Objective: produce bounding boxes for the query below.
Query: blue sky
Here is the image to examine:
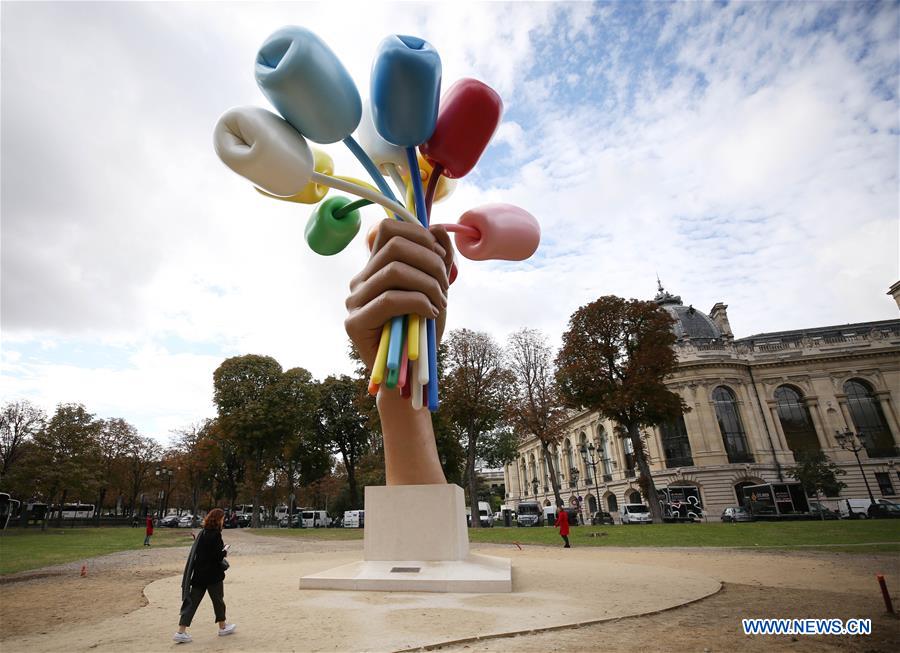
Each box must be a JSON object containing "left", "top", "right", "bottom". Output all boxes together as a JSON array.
[{"left": 2, "top": 1, "right": 898, "bottom": 442}]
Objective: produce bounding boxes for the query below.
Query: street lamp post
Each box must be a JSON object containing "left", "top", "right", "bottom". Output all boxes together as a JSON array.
[
  {"left": 155, "top": 467, "right": 175, "bottom": 521},
  {"left": 580, "top": 441, "right": 605, "bottom": 524},
  {"left": 834, "top": 430, "right": 877, "bottom": 505}
]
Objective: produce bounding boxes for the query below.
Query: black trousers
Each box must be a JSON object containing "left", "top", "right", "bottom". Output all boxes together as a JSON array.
[
  {"left": 561, "top": 535, "right": 570, "bottom": 548},
  {"left": 179, "top": 581, "right": 226, "bottom": 626}
]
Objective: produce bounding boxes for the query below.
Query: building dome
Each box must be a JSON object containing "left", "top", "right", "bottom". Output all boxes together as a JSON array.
[{"left": 653, "top": 281, "right": 721, "bottom": 342}]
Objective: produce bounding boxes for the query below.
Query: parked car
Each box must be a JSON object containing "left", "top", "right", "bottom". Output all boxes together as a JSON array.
[
  {"left": 158, "top": 515, "right": 180, "bottom": 528},
  {"left": 591, "top": 511, "right": 615, "bottom": 525},
  {"left": 279, "top": 513, "right": 303, "bottom": 528},
  {"left": 516, "top": 501, "right": 542, "bottom": 527},
  {"left": 721, "top": 506, "right": 753, "bottom": 523},
  {"left": 807, "top": 501, "right": 840, "bottom": 520},
  {"left": 343, "top": 510, "right": 364, "bottom": 528},
  {"left": 177, "top": 515, "right": 197, "bottom": 528},
  {"left": 868, "top": 499, "right": 900, "bottom": 519},
  {"left": 620, "top": 503, "right": 652, "bottom": 524}
]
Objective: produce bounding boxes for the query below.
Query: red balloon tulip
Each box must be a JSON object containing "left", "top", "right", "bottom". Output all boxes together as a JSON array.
[{"left": 420, "top": 79, "right": 502, "bottom": 179}]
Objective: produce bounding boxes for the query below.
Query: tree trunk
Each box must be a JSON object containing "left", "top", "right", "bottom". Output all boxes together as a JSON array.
[
  {"left": 541, "top": 441, "right": 564, "bottom": 508},
  {"left": 466, "top": 429, "right": 480, "bottom": 529},
  {"left": 346, "top": 459, "right": 358, "bottom": 510},
  {"left": 628, "top": 423, "right": 663, "bottom": 524},
  {"left": 252, "top": 449, "right": 262, "bottom": 528},
  {"left": 97, "top": 487, "right": 107, "bottom": 526},
  {"left": 55, "top": 488, "right": 68, "bottom": 528}
]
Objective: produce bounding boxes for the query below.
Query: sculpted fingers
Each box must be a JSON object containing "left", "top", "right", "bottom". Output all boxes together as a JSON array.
[
  {"left": 346, "top": 291, "right": 439, "bottom": 336},
  {"left": 347, "top": 261, "right": 446, "bottom": 313}
]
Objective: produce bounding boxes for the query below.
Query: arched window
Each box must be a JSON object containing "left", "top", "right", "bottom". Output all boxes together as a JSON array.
[
  {"left": 660, "top": 415, "right": 694, "bottom": 468},
  {"left": 627, "top": 490, "right": 642, "bottom": 504},
  {"left": 528, "top": 455, "right": 537, "bottom": 493},
  {"left": 712, "top": 386, "right": 754, "bottom": 463},
  {"left": 774, "top": 385, "right": 821, "bottom": 459},
  {"left": 606, "top": 494, "right": 618, "bottom": 512},
  {"left": 623, "top": 433, "right": 636, "bottom": 476},
  {"left": 587, "top": 495, "right": 598, "bottom": 513},
  {"left": 844, "top": 379, "right": 896, "bottom": 458}
]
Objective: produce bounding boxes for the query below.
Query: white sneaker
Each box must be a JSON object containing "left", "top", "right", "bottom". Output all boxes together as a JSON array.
[
  {"left": 173, "top": 632, "right": 192, "bottom": 643},
  {"left": 218, "top": 623, "right": 236, "bottom": 637}
]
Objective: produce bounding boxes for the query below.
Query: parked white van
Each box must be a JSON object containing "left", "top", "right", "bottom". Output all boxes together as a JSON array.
[
  {"left": 343, "top": 509, "right": 365, "bottom": 528},
  {"left": 621, "top": 503, "right": 652, "bottom": 524},
  {"left": 301, "top": 510, "right": 328, "bottom": 528},
  {"left": 840, "top": 498, "right": 873, "bottom": 519},
  {"left": 466, "top": 502, "right": 494, "bottom": 527}
]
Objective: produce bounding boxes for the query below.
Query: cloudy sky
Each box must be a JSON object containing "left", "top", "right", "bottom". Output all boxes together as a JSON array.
[{"left": 2, "top": 1, "right": 898, "bottom": 442}]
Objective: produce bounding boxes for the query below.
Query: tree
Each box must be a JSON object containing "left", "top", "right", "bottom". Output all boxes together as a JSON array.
[
  {"left": 0, "top": 400, "right": 46, "bottom": 480},
  {"left": 124, "top": 434, "right": 162, "bottom": 517},
  {"left": 788, "top": 451, "right": 847, "bottom": 520},
  {"left": 316, "top": 375, "right": 371, "bottom": 509},
  {"left": 442, "top": 329, "right": 514, "bottom": 528},
  {"left": 556, "top": 296, "right": 685, "bottom": 524},
  {"left": 213, "top": 354, "right": 284, "bottom": 527},
  {"left": 505, "top": 328, "right": 568, "bottom": 509},
  {"left": 30, "top": 403, "right": 102, "bottom": 527},
  {"left": 95, "top": 418, "right": 137, "bottom": 521},
  {"left": 172, "top": 420, "right": 220, "bottom": 524}
]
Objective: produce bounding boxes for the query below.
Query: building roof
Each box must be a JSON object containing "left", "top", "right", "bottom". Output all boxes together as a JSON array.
[
  {"left": 654, "top": 281, "right": 722, "bottom": 342},
  {"left": 735, "top": 319, "right": 900, "bottom": 345}
]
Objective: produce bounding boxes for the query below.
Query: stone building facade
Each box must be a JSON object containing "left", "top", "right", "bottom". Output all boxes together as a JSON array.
[{"left": 504, "top": 283, "right": 900, "bottom": 522}]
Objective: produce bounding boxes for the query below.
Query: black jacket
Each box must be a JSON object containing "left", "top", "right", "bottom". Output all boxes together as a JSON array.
[{"left": 190, "top": 528, "right": 227, "bottom": 587}]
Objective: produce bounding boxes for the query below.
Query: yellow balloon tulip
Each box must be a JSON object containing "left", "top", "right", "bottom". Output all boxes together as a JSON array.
[{"left": 256, "top": 148, "right": 334, "bottom": 204}]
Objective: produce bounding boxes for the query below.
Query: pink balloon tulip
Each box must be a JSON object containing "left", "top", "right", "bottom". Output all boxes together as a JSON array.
[{"left": 449, "top": 204, "right": 540, "bottom": 261}]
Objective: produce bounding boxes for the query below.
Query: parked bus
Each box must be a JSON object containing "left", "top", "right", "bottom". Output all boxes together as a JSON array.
[
  {"left": 0, "top": 493, "right": 20, "bottom": 530},
  {"left": 49, "top": 503, "right": 96, "bottom": 520},
  {"left": 742, "top": 482, "right": 810, "bottom": 520}
]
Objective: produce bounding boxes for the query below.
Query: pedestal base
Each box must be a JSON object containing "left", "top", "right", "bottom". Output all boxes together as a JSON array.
[
  {"left": 299, "top": 484, "right": 512, "bottom": 593},
  {"left": 298, "top": 552, "right": 512, "bottom": 593}
]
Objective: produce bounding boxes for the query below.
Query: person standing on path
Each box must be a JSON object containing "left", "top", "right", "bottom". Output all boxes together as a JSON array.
[
  {"left": 173, "top": 508, "right": 236, "bottom": 643},
  {"left": 555, "top": 503, "right": 571, "bottom": 548},
  {"left": 144, "top": 515, "right": 153, "bottom": 546}
]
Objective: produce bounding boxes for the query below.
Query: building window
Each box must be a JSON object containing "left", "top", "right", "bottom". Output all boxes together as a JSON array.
[
  {"left": 712, "top": 386, "right": 754, "bottom": 463},
  {"left": 774, "top": 385, "right": 821, "bottom": 459},
  {"left": 587, "top": 495, "right": 597, "bottom": 513},
  {"left": 579, "top": 432, "right": 592, "bottom": 484},
  {"left": 844, "top": 379, "right": 896, "bottom": 458},
  {"left": 660, "top": 415, "right": 694, "bottom": 468},
  {"left": 627, "top": 490, "right": 642, "bottom": 504},
  {"left": 623, "top": 434, "right": 636, "bottom": 475},
  {"left": 607, "top": 495, "right": 618, "bottom": 512},
  {"left": 875, "top": 472, "right": 895, "bottom": 497}
]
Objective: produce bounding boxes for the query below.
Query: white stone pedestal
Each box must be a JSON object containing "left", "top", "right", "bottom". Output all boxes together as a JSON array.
[{"left": 299, "top": 484, "right": 512, "bottom": 593}]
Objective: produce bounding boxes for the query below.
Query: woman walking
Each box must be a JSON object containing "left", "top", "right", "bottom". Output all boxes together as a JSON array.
[
  {"left": 555, "top": 503, "right": 571, "bottom": 548},
  {"left": 144, "top": 515, "right": 153, "bottom": 546},
  {"left": 173, "top": 509, "right": 236, "bottom": 643}
]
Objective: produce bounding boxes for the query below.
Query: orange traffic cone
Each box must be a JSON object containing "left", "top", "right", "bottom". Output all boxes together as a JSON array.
[{"left": 80, "top": 564, "right": 87, "bottom": 577}]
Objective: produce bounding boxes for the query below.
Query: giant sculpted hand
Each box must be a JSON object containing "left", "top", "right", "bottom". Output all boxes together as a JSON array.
[{"left": 344, "top": 219, "right": 453, "bottom": 485}]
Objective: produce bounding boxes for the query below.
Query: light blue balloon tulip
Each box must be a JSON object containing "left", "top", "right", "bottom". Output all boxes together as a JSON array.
[
  {"left": 370, "top": 35, "right": 442, "bottom": 147},
  {"left": 255, "top": 26, "right": 362, "bottom": 144}
]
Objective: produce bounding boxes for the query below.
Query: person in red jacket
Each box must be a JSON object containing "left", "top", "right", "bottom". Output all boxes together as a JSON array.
[
  {"left": 144, "top": 515, "right": 154, "bottom": 546},
  {"left": 554, "top": 503, "right": 570, "bottom": 548}
]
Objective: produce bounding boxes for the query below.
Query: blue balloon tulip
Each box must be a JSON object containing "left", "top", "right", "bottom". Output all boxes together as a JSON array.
[
  {"left": 255, "top": 26, "right": 362, "bottom": 144},
  {"left": 370, "top": 35, "right": 442, "bottom": 147}
]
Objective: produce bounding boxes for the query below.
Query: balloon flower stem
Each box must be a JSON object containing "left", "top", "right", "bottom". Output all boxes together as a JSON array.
[
  {"left": 441, "top": 223, "right": 480, "bottom": 239},
  {"left": 424, "top": 163, "right": 444, "bottom": 216},
  {"left": 333, "top": 198, "right": 372, "bottom": 219}
]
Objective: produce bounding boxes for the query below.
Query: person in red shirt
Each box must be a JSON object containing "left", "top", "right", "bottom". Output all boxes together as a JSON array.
[
  {"left": 144, "top": 515, "right": 154, "bottom": 546},
  {"left": 554, "top": 503, "right": 570, "bottom": 548}
]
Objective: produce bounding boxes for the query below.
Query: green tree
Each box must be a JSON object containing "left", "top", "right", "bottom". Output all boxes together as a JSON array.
[
  {"left": 213, "top": 354, "right": 284, "bottom": 527},
  {"left": 0, "top": 399, "right": 46, "bottom": 481},
  {"left": 95, "top": 418, "right": 137, "bottom": 521},
  {"left": 788, "top": 451, "right": 847, "bottom": 520},
  {"left": 123, "top": 434, "right": 162, "bottom": 517},
  {"left": 316, "top": 375, "right": 371, "bottom": 509},
  {"left": 556, "top": 296, "right": 685, "bottom": 524},
  {"left": 505, "top": 328, "right": 568, "bottom": 509},
  {"left": 30, "top": 403, "right": 102, "bottom": 527},
  {"left": 442, "top": 329, "right": 514, "bottom": 528}
]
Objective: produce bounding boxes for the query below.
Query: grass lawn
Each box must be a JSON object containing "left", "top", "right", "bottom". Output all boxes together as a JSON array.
[
  {"left": 0, "top": 527, "right": 192, "bottom": 575},
  {"left": 260, "top": 520, "right": 900, "bottom": 553}
]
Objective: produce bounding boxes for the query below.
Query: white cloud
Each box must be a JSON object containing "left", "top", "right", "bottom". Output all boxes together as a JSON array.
[{"left": 2, "top": 2, "right": 897, "bottom": 438}]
